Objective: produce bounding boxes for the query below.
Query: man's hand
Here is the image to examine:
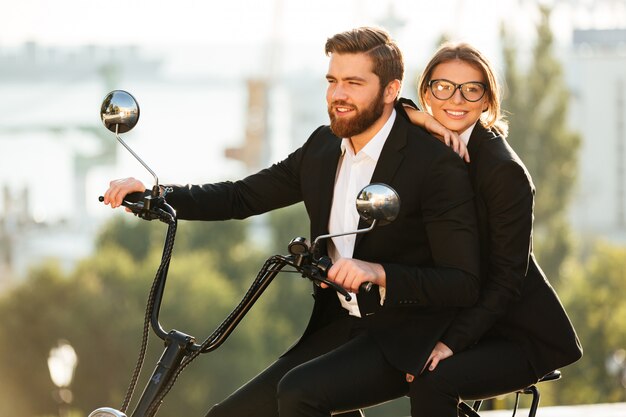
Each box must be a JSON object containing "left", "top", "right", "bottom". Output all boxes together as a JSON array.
[
  {"left": 103, "top": 177, "right": 147, "bottom": 209},
  {"left": 326, "top": 258, "right": 386, "bottom": 293},
  {"left": 405, "top": 341, "right": 454, "bottom": 382}
]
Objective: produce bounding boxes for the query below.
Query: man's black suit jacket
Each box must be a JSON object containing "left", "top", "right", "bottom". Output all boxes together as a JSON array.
[
  {"left": 439, "top": 123, "right": 582, "bottom": 379},
  {"left": 165, "top": 113, "right": 481, "bottom": 375}
]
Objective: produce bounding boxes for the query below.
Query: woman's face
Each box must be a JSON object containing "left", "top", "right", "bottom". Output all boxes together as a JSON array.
[{"left": 425, "top": 59, "right": 488, "bottom": 134}]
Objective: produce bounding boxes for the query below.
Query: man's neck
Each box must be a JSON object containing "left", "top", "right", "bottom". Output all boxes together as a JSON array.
[{"left": 349, "top": 106, "right": 394, "bottom": 154}]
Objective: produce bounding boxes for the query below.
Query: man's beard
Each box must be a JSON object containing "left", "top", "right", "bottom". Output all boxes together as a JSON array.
[{"left": 328, "top": 88, "right": 385, "bottom": 139}]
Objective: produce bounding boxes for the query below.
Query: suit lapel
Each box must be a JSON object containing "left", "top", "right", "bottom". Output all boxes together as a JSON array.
[
  {"left": 467, "top": 123, "right": 493, "bottom": 179},
  {"left": 370, "top": 120, "right": 406, "bottom": 185},
  {"left": 354, "top": 116, "right": 407, "bottom": 247},
  {"left": 312, "top": 135, "right": 343, "bottom": 246}
]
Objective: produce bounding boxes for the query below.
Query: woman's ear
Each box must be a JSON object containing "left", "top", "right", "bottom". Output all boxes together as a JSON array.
[
  {"left": 424, "top": 89, "right": 432, "bottom": 110},
  {"left": 482, "top": 95, "right": 490, "bottom": 112}
]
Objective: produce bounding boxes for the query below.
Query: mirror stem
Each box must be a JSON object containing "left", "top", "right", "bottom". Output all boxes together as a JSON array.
[
  {"left": 312, "top": 219, "right": 378, "bottom": 256},
  {"left": 115, "top": 124, "right": 159, "bottom": 188}
]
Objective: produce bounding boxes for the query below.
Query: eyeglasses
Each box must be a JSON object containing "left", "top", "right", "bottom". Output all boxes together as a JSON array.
[{"left": 428, "top": 79, "right": 487, "bottom": 102}]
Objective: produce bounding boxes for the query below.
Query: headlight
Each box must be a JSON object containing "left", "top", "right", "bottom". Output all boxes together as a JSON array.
[{"left": 88, "top": 407, "right": 127, "bottom": 417}]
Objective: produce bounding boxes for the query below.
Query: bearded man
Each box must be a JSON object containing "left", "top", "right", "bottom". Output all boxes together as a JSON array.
[{"left": 103, "top": 26, "right": 480, "bottom": 417}]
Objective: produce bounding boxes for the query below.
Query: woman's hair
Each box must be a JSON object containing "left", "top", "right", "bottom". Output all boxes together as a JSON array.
[
  {"left": 325, "top": 26, "right": 404, "bottom": 91},
  {"left": 417, "top": 42, "right": 508, "bottom": 136}
]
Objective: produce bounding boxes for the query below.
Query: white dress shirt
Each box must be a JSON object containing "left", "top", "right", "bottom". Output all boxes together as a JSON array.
[
  {"left": 327, "top": 110, "right": 396, "bottom": 317},
  {"left": 459, "top": 121, "right": 478, "bottom": 146}
]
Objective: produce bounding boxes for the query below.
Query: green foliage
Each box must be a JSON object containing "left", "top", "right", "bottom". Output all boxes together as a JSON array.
[
  {"left": 550, "top": 241, "right": 626, "bottom": 404},
  {"left": 265, "top": 204, "right": 315, "bottom": 334},
  {"left": 500, "top": 5, "right": 581, "bottom": 282},
  {"left": 0, "top": 261, "right": 68, "bottom": 417},
  {"left": 0, "top": 204, "right": 319, "bottom": 417},
  {"left": 96, "top": 214, "right": 166, "bottom": 260}
]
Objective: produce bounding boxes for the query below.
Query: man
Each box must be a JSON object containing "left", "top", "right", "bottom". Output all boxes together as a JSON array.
[{"left": 104, "top": 27, "right": 480, "bottom": 417}]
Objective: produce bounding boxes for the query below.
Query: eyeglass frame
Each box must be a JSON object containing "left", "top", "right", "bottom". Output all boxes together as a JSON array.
[{"left": 428, "top": 79, "right": 488, "bottom": 102}]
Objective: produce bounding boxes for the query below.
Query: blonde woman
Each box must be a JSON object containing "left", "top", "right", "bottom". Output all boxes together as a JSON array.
[{"left": 399, "top": 43, "right": 582, "bottom": 416}]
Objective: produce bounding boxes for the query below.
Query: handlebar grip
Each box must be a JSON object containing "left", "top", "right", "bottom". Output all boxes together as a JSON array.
[
  {"left": 123, "top": 190, "right": 148, "bottom": 204},
  {"left": 360, "top": 282, "right": 373, "bottom": 293},
  {"left": 97, "top": 190, "right": 149, "bottom": 205}
]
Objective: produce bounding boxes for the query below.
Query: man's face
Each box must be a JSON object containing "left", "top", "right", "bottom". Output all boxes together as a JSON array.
[{"left": 326, "top": 53, "right": 385, "bottom": 139}]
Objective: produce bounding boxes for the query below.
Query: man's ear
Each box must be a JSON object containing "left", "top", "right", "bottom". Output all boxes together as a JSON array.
[{"left": 384, "top": 79, "right": 402, "bottom": 104}]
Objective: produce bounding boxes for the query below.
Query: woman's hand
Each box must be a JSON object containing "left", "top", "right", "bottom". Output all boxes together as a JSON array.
[
  {"left": 405, "top": 341, "right": 454, "bottom": 382},
  {"left": 403, "top": 105, "right": 470, "bottom": 163}
]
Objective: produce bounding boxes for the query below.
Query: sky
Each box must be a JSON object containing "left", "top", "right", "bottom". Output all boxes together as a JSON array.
[
  {"left": 2, "top": 0, "right": 623, "bottom": 77},
  {"left": 0, "top": 0, "right": 564, "bottom": 55}
]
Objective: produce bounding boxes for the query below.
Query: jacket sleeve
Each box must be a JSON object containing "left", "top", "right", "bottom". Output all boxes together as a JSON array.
[
  {"left": 383, "top": 148, "right": 481, "bottom": 308},
  {"left": 441, "top": 158, "right": 534, "bottom": 352}
]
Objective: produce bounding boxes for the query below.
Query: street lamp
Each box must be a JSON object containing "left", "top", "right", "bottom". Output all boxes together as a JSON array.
[
  {"left": 48, "top": 340, "right": 78, "bottom": 417},
  {"left": 606, "top": 348, "right": 626, "bottom": 397}
]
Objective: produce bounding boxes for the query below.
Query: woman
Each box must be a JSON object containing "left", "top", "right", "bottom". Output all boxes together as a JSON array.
[{"left": 398, "top": 43, "right": 582, "bottom": 416}]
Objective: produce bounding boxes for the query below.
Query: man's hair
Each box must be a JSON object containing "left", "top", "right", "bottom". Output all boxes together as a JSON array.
[{"left": 325, "top": 26, "right": 404, "bottom": 89}]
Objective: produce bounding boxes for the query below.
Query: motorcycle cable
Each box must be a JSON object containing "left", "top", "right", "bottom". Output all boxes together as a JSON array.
[{"left": 120, "top": 204, "right": 177, "bottom": 414}]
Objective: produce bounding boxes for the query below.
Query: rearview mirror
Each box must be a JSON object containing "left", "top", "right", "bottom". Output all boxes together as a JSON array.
[
  {"left": 356, "top": 183, "right": 400, "bottom": 226},
  {"left": 99, "top": 90, "right": 159, "bottom": 192},
  {"left": 100, "top": 90, "right": 140, "bottom": 134}
]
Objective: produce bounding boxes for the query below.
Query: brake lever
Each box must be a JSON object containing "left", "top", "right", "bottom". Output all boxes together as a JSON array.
[
  {"left": 307, "top": 256, "right": 373, "bottom": 300},
  {"left": 312, "top": 275, "right": 353, "bottom": 302},
  {"left": 285, "top": 251, "right": 373, "bottom": 302}
]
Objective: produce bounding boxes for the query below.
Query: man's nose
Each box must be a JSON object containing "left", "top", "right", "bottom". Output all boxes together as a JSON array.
[{"left": 331, "top": 84, "right": 348, "bottom": 101}]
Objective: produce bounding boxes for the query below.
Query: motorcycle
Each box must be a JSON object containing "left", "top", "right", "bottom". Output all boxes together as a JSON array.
[{"left": 88, "top": 90, "right": 400, "bottom": 417}]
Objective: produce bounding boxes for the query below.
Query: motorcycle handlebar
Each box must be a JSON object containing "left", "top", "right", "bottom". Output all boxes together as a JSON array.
[
  {"left": 99, "top": 190, "right": 173, "bottom": 223},
  {"left": 98, "top": 190, "right": 148, "bottom": 210},
  {"left": 302, "top": 255, "right": 373, "bottom": 302}
]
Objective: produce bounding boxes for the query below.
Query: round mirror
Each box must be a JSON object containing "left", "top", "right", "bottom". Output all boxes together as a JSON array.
[
  {"left": 88, "top": 407, "right": 127, "bottom": 417},
  {"left": 355, "top": 183, "right": 400, "bottom": 226},
  {"left": 100, "top": 90, "right": 140, "bottom": 134}
]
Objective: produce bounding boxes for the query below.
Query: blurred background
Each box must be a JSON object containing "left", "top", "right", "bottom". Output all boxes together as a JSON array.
[{"left": 1, "top": 0, "right": 625, "bottom": 416}]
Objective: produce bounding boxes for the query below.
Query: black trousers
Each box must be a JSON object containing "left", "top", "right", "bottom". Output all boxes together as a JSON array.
[
  {"left": 409, "top": 338, "right": 538, "bottom": 417},
  {"left": 205, "top": 314, "right": 408, "bottom": 417}
]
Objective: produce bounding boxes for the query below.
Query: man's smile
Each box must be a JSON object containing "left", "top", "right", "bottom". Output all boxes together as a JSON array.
[{"left": 333, "top": 103, "right": 357, "bottom": 116}]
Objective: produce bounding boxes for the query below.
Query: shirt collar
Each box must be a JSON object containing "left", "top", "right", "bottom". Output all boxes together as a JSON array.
[
  {"left": 340, "top": 109, "right": 396, "bottom": 161},
  {"left": 459, "top": 121, "right": 478, "bottom": 146}
]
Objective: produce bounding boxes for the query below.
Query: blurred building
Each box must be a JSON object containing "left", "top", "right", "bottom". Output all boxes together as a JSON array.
[
  {"left": 0, "top": 41, "right": 322, "bottom": 286},
  {"left": 0, "top": 43, "right": 164, "bottom": 284},
  {"left": 567, "top": 28, "right": 626, "bottom": 243}
]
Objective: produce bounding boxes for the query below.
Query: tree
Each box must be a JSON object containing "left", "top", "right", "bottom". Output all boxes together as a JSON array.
[
  {"left": 500, "top": 5, "right": 581, "bottom": 282},
  {"left": 0, "top": 211, "right": 307, "bottom": 417},
  {"left": 96, "top": 213, "right": 259, "bottom": 286},
  {"left": 551, "top": 241, "right": 626, "bottom": 404}
]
